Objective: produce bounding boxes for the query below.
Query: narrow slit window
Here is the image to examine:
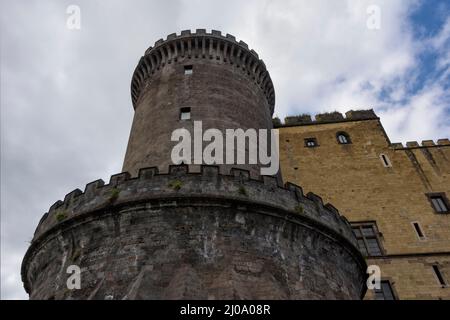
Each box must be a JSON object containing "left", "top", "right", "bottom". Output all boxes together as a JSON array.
[
  {"left": 432, "top": 265, "right": 447, "bottom": 286},
  {"left": 380, "top": 154, "right": 392, "bottom": 167},
  {"left": 184, "top": 65, "right": 193, "bottom": 75},
  {"left": 180, "top": 107, "right": 191, "bottom": 120},
  {"left": 412, "top": 222, "right": 425, "bottom": 239}
]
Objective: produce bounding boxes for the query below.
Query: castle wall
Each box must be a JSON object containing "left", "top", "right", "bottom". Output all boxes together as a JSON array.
[
  {"left": 21, "top": 30, "right": 368, "bottom": 300},
  {"left": 22, "top": 165, "right": 366, "bottom": 300},
  {"left": 277, "top": 111, "right": 450, "bottom": 299}
]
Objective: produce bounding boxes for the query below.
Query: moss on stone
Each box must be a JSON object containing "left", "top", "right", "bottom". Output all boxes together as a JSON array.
[
  {"left": 168, "top": 180, "right": 183, "bottom": 191},
  {"left": 238, "top": 186, "right": 248, "bottom": 197},
  {"left": 55, "top": 210, "right": 68, "bottom": 222},
  {"left": 109, "top": 188, "right": 120, "bottom": 203},
  {"left": 294, "top": 205, "right": 304, "bottom": 214}
]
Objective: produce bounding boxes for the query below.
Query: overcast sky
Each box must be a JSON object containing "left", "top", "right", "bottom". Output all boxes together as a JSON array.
[{"left": 1, "top": 0, "right": 449, "bottom": 299}]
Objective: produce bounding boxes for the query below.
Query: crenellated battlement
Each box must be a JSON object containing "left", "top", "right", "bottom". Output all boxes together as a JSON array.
[
  {"left": 31, "top": 164, "right": 357, "bottom": 250},
  {"left": 273, "top": 109, "right": 378, "bottom": 127},
  {"left": 23, "top": 31, "right": 369, "bottom": 300},
  {"left": 390, "top": 139, "right": 450, "bottom": 149},
  {"left": 274, "top": 109, "right": 449, "bottom": 151},
  {"left": 131, "top": 29, "right": 275, "bottom": 113}
]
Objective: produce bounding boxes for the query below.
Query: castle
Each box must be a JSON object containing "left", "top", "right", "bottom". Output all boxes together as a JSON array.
[
  {"left": 21, "top": 30, "right": 448, "bottom": 300},
  {"left": 275, "top": 110, "right": 450, "bottom": 299}
]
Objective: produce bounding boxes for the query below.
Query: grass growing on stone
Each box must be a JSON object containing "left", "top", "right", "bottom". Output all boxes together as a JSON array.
[
  {"left": 109, "top": 188, "right": 120, "bottom": 203},
  {"left": 294, "top": 205, "right": 304, "bottom": 214},
  {"left": 55, "top": 210, "right": 68, "bottom": 222},
  {"left": 238, "top": 186, "right": 248, "bottom": 197},
  {"left": 168, "top": 180, "right": 183, "bottom": 190},
  {"left": 71, "top": 249, "right": 81, "bottom": 261}
]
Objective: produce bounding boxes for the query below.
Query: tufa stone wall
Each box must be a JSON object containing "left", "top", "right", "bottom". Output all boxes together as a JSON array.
[{"left": 277, "top": 110, "right": 450, "bottom": 299}]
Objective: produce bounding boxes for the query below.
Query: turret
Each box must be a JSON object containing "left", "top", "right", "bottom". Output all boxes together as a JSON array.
[{"left": 123, "top": 29, "right": 275, "bottom": 178}]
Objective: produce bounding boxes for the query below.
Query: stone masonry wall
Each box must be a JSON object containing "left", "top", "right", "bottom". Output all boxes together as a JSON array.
[
  {"left": 277, "top": 111, "right": 450, "bottom": 299},
  {"left": 123, "top": 30, "right": 275, "bottom": 178},
  {"left": 22, "top": 165, "right": 367, "bottom": 300}
]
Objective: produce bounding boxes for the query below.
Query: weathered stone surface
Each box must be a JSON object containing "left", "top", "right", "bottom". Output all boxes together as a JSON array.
[
  {"left": 22, "top": 30, "right": 368, "bottom": 300},
  {"left": 284, "top": 115, "right": 312, "bottom": 126},
  {"left": 278, "top": 112, "right": 450, "bottom": 300},
  {"left": 124, "top": 31, "right": 275, "bottom": 178},
  {"left": 22, "top": 166, "right": 366, "bottom": 300},
  {"left": 315, "top": 112, "right": 344, "bottom": 122}
]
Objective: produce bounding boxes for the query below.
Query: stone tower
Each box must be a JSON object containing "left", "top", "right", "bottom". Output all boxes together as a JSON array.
[
  {"left": 21, "top": 30, "right": 367, "bottom": 300},
  {"left": 123, "top": 29, "right": 275, "bottom": 178}
]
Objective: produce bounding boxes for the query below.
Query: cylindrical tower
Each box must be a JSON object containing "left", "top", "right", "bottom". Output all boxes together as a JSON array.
[
  {"left": 21, "top": 30, "right": 367, "bottom": 300},
  {"left": 123, "top": 29, "right": 275, "bottom": 178}
]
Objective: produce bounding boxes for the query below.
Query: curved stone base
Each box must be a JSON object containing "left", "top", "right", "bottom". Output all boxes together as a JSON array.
[{"left": 22, "top": 165, "right": 367, "bottom": 299}]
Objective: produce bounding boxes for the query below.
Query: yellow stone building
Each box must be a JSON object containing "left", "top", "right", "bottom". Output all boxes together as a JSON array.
[{"left": 276, "top": 109, "right": 450, "bottom": 300}]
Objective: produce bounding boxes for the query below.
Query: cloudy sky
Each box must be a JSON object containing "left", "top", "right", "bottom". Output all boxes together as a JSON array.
[{"left": 1, "top": 0, "right": 449, "bottom": 299}]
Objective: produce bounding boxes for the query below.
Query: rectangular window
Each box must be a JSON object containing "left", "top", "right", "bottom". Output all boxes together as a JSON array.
[
  {"left": 432, "top": 197, "right": 448, "bottom": 212},
  {"left": 426, "top": 193, "right": 449, "bottom": 213},
  {"left": 304, "top": 138, "right": 318, "bottom": 148},
  {"left": 412, "top": 222, "right": 425, "bottom": 239},
  {"left": 374, "top": 280, "right": 396, "bottom": 300},
  {"left": 180, "top": 107, "right": 191, "bottom": 120},
  {"left": 184, "top": 65, "right": 193, "bottom": 75},
  {"left": 432, "top": 265, "right": 447, "bottom": 287},
  {"left": 351, "top": 222, "right": 383, "bottom": 257}
]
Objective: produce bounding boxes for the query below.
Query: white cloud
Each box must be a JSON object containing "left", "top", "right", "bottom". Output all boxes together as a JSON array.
[
  {"left": 379, "top": 84, "right": 450, "bottom": 142},
  {"left": 1, "top": 0, "right": 449, "bottom": 299},
  {"left": 1, "top": 247, "right": 27, "bottom": 300}
]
